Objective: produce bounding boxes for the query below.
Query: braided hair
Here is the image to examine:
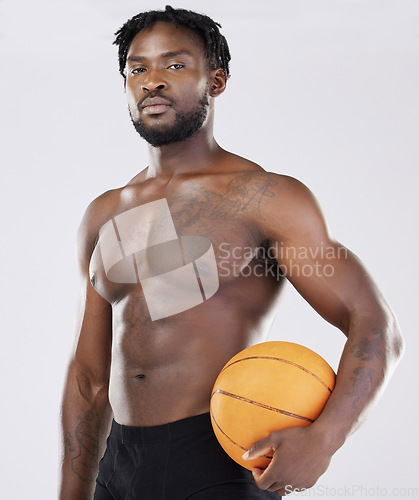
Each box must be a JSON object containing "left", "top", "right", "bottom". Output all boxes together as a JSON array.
[{"left": 113, "top": 5, "right": 231, "bottom": 81}]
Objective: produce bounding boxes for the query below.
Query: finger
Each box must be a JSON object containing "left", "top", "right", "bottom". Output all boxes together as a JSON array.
[
  {"left": 242, "top": 435, "right": 277, "bottom": 461},
  {"left": 251, "top": 460, "right": 281, "bottom": 491},
  {"left": 255, "top": 478, "right": 286, "bottom": 494},
  {"left": 252, "top": 467, "right": 264, "bottom": 481}
]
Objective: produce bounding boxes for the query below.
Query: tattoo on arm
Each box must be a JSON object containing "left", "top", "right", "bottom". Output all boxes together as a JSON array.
[
  {"left": 65, "top": 410, "right": 101, "bottom": 482},
  {"left": 346, "top": 367, "right": 375, "bottom": 410},
  {"left": 345, "top": 329, "right": 384, "bottom": 409},
  {"left": 64, "top": 432, "right": 75, "bottom": 453},
  {"left": 350, "top": 327, "right": 384, "bottom": 361}
]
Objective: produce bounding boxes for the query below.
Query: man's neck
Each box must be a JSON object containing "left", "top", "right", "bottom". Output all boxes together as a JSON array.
[{"left": 146, "top": 127, "right": 222, "bottom": 179}]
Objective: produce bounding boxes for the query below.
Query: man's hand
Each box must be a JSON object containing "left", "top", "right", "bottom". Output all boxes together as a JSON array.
[{"left": 243, "top": 425, "right": 333, "bottom": 496}]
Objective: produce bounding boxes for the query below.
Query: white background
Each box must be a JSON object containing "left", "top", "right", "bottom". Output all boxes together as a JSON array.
[{"left": 0, "top": 0, "right": 417, "bottom": 498}]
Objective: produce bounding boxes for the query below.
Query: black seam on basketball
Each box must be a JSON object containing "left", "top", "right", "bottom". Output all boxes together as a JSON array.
[
  {"left": 222, "top": 356, "right": 333, "bottom": 393},
  {"left": 210, "top": 409, "right": 273, "bottom": 461},
  {"left": 213, "top": 389, "right": 314, "bottom": 423},
  {"left": 210, "top": 409, "right": 247, "bottom": 452}
]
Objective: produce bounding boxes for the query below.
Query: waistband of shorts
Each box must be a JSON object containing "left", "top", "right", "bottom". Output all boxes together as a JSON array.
[{"left": 110, "top": 412, "right": 212, "bottom": 443}]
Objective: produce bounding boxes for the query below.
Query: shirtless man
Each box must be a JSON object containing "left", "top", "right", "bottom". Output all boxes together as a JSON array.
[{"left": 59, "top": 6, "right": 404, "bottom": 499}]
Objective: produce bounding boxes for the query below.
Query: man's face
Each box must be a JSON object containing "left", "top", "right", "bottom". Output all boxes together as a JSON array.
[{"left": 125, "top": 22, "right": 211, "bottom": 147}]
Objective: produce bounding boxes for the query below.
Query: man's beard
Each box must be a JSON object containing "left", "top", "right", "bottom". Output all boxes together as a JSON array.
[{"left": 130, "top": 93, "right": 210, "bottom": 147}]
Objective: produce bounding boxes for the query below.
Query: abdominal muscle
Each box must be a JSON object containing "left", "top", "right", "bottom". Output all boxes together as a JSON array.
[{"left": 108, "top": 291, "right": 271, "bottom": 427}]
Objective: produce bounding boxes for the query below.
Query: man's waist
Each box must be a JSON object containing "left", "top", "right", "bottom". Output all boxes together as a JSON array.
[{"left": 110, "top": 412, "right": 212, "bottom": 443}]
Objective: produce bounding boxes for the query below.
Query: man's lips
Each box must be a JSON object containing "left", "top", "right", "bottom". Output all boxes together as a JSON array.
[
  {"left": 143, "top": 104, "right": 171, "bottom": 115},
  {"left": 140, "top": 97, "right": 173, "bottom": 115}
]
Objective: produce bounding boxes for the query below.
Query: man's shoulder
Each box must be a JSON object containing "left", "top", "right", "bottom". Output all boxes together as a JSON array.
[
  {"left": 220, "top": 153, "right": 300, "bottom": 186},
  {"left": 245, "top": 168, "right": 316, "bottom": 204},
  {"left": 224, "top": 154, "right": 306, "bottom": 189},
  {"left": 227, "top": 164, "right": 313, "bottom": 206},
  {"left": 211, "top": 152, "right": 317, "bottom": 213},
  {"left": 77, "top": 188, "right": 123, "bottom": 258},
  {"left": 253, "top": 171, "right": 328, "bottom": 240},
  {"left": 84, "top": 188, "right": 123, "bottom": 225},
  {"left": 213, "top": 158, "right": 319, "bottom": 233},
  {"left": 258, "top": 170, "right": 307, "bottom": 190}
]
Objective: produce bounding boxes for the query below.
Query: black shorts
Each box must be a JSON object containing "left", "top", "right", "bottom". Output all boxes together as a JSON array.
[{"left": 94, "top": 412, "right": 280, "bottom": 499}]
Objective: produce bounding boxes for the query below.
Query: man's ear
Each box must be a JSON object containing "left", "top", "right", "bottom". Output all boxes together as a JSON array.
[{"left": 209, "top": 68, "right": 227, "bottom": 97}]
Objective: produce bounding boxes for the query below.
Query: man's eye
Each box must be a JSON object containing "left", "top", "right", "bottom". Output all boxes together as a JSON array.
[
  {"left": 167, "top": 64, "right": 184, "bottom": 70},
  {"left": 130, "top": 67, "right": 146, "bottom": 75}
]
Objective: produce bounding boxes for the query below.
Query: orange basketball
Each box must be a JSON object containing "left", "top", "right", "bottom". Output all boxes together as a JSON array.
[{"left": 210, "top": 341, "right": 336, "bottom": 470}]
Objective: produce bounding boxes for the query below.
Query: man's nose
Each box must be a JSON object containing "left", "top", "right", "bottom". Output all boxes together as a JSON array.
[{"left": 141, "top": 70, "right": 167, "bottom": 93}]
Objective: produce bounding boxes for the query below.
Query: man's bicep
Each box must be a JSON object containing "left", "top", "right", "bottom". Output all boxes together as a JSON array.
[
  {"left": 283, "top": 245, "right": 379, "bottom": 333},
  {"left": 260, "top": 175, "right": 383, "bottom": 333},
  {"left": 70, "top": 203, "right": 113, "bottom": 386},
  {"left": 72, "top": 277, "right": 112, "bottom": 385}
]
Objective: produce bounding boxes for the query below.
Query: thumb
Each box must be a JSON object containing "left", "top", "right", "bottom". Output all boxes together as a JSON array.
[{"left": 242, "top": 433, "right": 279, "bottom": 461}]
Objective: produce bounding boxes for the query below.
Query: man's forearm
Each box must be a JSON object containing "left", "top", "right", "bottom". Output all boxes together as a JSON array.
[
  {"left": 313, "top": 313, "right": 404, "bottom": 452},
  {"left": 59, "top": 363, "right": 112, "bottom": 500}
]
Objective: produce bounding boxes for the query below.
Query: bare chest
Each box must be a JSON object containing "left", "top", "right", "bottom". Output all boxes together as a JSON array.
[{"left": 89, "top": 178, "right": 269, "bottom": 313}]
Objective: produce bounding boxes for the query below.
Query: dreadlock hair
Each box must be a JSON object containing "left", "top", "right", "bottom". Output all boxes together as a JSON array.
[{"left": 113, "top": 5, "right": 231, "bottom": 81}]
